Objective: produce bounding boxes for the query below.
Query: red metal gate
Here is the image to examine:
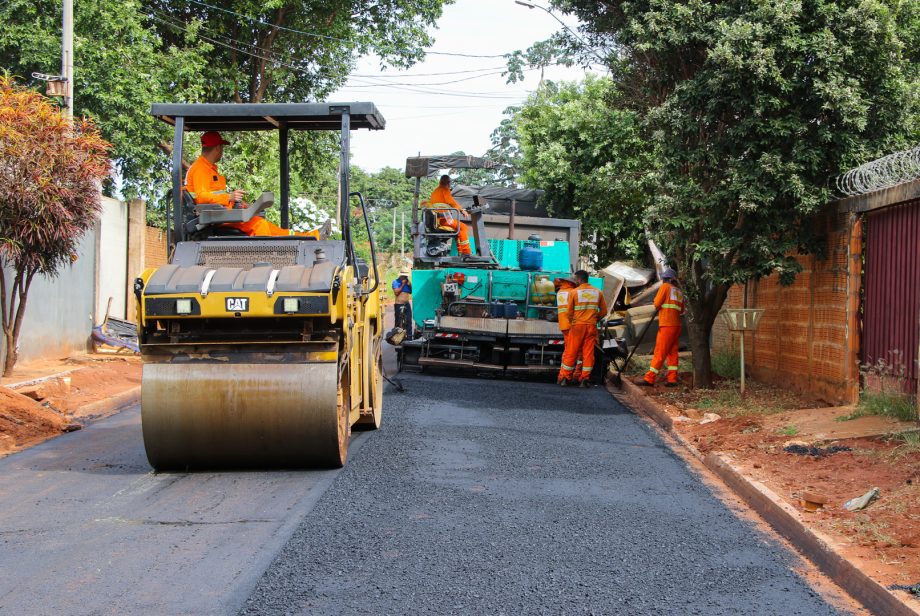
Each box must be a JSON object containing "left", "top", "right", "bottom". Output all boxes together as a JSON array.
[{"left": 862, "top": 199, "right": 920, "bottom": 392}]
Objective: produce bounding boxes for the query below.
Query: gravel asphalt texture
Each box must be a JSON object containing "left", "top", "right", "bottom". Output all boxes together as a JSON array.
[{"left": 242, "top": 374, "right": 845, "bottom": 616}]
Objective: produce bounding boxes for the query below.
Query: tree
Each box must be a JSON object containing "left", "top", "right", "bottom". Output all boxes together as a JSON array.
[
  {"left": 512, "top": 76, "right": 654, "bottom": 266},
  {"left": 523, "top": 0, "right": 920, "bottom": 386},
  {"left": 0, "top": 77, "right": 111, "bottom": 375},
  {"left": 0, "top": 0, "right": 451, "bottom": 201}
]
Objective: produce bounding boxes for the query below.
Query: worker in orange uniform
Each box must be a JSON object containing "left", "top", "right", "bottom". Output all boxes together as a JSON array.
[
  {"left": 428, "top": 175, "right": 472, "bottom": 255},
  {"left": 557, "top": 270, "right": 607, "bottom": 388},
  {"left": 554, "top": 276, "right": 582, "bottom": 381},
  {"left": 185, "top": 131, "right": 323, "bottom": 238},
  {"left": 640, "top": 268, "right": 685, "bottom": 387}
]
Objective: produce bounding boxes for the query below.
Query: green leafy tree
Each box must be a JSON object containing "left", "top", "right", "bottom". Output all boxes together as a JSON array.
[
  {"left": 0, "top": 0, "right": 451, "bottom": 203},
  {"left": 0, "top": 77, "right": 112, "bottom": 375},
  {"left": 513, "top": 76, "right": 654, "bottom": 265},
  {"left": 519, "top": 0, "right": 920, "bottom": 386}
]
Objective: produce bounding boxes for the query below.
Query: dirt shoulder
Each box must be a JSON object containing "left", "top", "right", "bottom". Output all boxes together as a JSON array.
[
  {"left": 623, "top": 372, "right": 920, "bottom": 602},
  {"left": 0, "top": 355, "right": 141, "bottom": 457}
]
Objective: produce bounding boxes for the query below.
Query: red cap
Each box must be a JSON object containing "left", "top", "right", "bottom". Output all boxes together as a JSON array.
[{"left": 201, "top": 131, "right": 230, "bottom": 148}]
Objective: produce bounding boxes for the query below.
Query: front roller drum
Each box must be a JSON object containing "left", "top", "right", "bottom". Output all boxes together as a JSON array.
[{"left": 141, "top": 362, "right": 347, "bottom": 470}]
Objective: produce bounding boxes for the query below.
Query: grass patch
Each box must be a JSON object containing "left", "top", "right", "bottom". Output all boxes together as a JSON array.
[
  {"left": 711, "top": 350, "right": 740, "bottom": 380},
  {"left": 777, "top": 425, "right": 799, "bottom": 437},
  {"left": 887, "top": 431, "right": 920, "bottom": 460},
  {"left": 856, "top": 389, "right": 917, "bottom": 422}
]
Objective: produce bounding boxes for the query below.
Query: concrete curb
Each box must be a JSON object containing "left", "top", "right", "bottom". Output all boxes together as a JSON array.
[
  {"left": 75, "top": 385, "right": 142, "bottom": 423},
  {"left": 608, "top": 376, "right": 920, "bottom": 616}
]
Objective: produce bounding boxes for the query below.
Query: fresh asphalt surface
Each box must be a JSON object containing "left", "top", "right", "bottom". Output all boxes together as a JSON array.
[
  {"left": 241, "top": 372, "right": 846, "bottom": 616},
  {"left": 0, "top": 360, "right": 847, "bottom": 614}
]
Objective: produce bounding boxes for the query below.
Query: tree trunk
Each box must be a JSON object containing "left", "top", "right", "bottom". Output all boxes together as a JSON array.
[
  {"left": 685, "top": 313, "right": 713, "bottom": 389},
  {"left": 3, "top": 330, "right": 16, "bottom": 377},
  {"left": 2, "top": 267, "right": 35, "bottom": 377}
]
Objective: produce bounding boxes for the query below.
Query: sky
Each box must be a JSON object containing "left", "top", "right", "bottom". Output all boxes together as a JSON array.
[{"left": 328, "top": 0, "right": 595, "bottom": 172}]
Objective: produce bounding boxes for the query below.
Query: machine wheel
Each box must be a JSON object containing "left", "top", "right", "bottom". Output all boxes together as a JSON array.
[
  {"left": 355, "top": 336, "right": 383, "bottom": 430},
  {"left": 333, "top": 366, "right": 352, "bottom": 467}
]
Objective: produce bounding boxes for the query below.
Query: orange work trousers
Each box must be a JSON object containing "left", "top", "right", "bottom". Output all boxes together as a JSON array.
[
  {"left": 562, "top": 329, "right": 583, "bottom": 380},
  {"left": 644, "top": 325, "right": 681, "bottom": 384},
  {"left": 558, "top": 323, "right": 597, "bottom": 383},
  {"left": 436, "top": 215, "right": 472, "bottom": 255},
  {"left": 233, "top": 217, "right": 319, "bottom": 238}
]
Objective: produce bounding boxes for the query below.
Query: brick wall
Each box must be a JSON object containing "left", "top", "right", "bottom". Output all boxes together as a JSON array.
[
  {"left": 145, "top": 226, "right": 168, "bottom": 269},
  {"left": 712, "top": 211, "right": 860, "bottom": 405}
]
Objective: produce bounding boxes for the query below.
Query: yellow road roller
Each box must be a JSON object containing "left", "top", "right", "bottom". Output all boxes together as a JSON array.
[{"left": 135, "top": 103, "right": 385, "bottom": 470}]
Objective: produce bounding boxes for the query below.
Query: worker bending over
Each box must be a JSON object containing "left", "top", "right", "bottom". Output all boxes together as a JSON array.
[
  {"left": 428, "top": 175, "right": 472, "bottom": 255},
  {"left": 554, "top": 276, "right": 582, "bottom": 381},
  {"left": 641, "top": 268, "right": 685, "bottom": 387},
  {"left": 557, "top": 270, "right": 607, "bottom": 387},
  {"left": 185, "top": 131, "right": 322, "bottom": 238}
]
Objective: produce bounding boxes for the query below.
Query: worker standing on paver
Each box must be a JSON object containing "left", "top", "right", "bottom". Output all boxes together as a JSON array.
[
  {"left": 557, "top": 270, "right": 607, "bottom": 387},
  {"left": 392, "top": 270, "right": 413, "bottom": 339},
  {"left": 554, "top": 276, "right": 582, "bottom": 381},
  {"left": 427, "top": 175, "right": 472, "bottom": 255},
  {"left": 640, "top": 268, "right": 685, "bottom": 387}
]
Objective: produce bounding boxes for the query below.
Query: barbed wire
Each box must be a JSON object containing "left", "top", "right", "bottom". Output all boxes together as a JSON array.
[{"left": 836, "top": 144, "right": 920, "bottom": 197}]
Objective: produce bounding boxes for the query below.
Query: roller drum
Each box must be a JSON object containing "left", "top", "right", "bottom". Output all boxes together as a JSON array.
[{"left": 141, "top": 362, "right": 343, "bottom": 470}]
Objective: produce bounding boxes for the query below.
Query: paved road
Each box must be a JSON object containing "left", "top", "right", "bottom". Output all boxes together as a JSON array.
[
  {"left": 242, "top": 374, "right": 847, "bottom": 615},
  {"left": 0, "top": 407, "right": 366, "bottom": 615}
]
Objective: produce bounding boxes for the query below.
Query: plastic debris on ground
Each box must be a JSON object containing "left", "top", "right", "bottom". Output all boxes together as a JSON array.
[
  {"left": 699, "top": 412, "right": 721, "bottom": 425},
  {"left": 843, "top": 486, "right": 881, "bottom": 511},
  {"left": 92, "top": 316, "right": 139, "bottom": 354}
]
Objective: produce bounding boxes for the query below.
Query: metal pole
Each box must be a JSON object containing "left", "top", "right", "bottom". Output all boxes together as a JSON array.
[
  {"left": 62, "top": 0, "right": 73, "bottom": 118},
  {"left": 401, "top": 211, "right": 405, "bottom": 259},
  {"left": 391, "top": 211, "right": 396, "bottom": 252},
  {"left": 279, "top": 125, "right": 290, "bottom": 229},
  {"left": 171, "top": 116, "right": 185, "bottom": 247},
  {"left": 740, "top": 331, "right": 746, "bottom": 396}
]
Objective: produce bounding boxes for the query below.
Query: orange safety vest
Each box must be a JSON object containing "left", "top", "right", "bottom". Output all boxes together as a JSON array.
[
  {"left": 185, "top": 156, "right": 231, "bottom": 207},
  {"left": 654, "top": 282, "right": 685, "bottom": 327},
  {"left": 567, "top": 283, "right": 608, "bottom": 326},
  {"left": 556, "top": 283, "right": 577, "bottom": 331}
]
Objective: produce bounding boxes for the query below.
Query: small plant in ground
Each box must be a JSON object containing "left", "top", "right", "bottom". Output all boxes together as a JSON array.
[
  {"left": 856, "top": 354, "right": 918, "bottom": 422},
  {"left": 886, "top": 431, "right": 920, "bottom": 460},
  {"left": 711, "top": 350, "right": 740, "bottom": 380},
  {"left": 778, "top": 425, "right": 799, "bottom": 437}
]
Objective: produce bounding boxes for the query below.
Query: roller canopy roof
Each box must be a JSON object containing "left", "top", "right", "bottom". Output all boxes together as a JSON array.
[
  {"left": 151, "top": 102, "right": 385, "bottom": 131},
  {"left": 452, "top": 184, "right": 547, "bottom": 217},
  {"left": 405, "top": 155, "right": 502, "bottom": 178}
]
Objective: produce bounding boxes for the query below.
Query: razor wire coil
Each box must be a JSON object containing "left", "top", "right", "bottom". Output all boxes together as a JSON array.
[{"left": 837, "top": 144, "right": 920, "bottom": 197}]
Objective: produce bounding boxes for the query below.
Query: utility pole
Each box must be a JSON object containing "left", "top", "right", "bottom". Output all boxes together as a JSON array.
[
  {"left": 62, "top": 0, "right": 74, "bottom": 117},
  {"left": 400, "top": 211, "right": 405, "bottom": 260},
  {"left": 392, "top": 211, "right": 397, "bottom": 254}
]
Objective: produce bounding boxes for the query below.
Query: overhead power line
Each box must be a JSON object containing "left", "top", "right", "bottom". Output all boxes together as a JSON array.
[{"left": 181, "top": 0, "right": 510, "bottom": 58}]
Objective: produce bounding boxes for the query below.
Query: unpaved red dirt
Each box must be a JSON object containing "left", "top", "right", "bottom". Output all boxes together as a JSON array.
[
  {"left": 633, "top": 376, "right": 920, "bottom": 590},
  {"left": 35, "top": 357, "right": 141, "bottom": 415},
  {"left": 0, "top": 356, "right": 141, "bottom": 456},
  {"left": 0, "top": 387, "right": 69, "bottom": 455}
]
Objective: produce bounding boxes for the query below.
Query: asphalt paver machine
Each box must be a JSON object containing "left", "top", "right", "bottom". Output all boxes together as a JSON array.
[
  {"left": 399, "top": 155, "right": 613, "bottom": 378},
  {"left": 136, "top": 103, "right": 385, "bottom": 469}
]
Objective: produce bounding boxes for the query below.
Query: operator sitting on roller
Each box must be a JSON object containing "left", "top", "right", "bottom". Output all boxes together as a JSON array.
[
  {"left": 639, "top": 267, "right": 685, "bottom": 387},
  {"left": 428, "top": 175, "right": 472, "bottom": 255},
  {"left": 557, "top": 270, "right": 607, "bottom": 388},
  {"left": 555, "top": 276, "right": 582, "bottom": 381},
  {"left": 185, "top": 131, "right": 323, "bottom": 238}
]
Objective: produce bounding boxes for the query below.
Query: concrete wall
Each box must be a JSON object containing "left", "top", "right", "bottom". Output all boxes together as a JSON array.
[
  {"left": 97, "top": 197, "right": 128, "bottom": 320},
  {"left": 0, "top": 226, "right": 98, "bottom": 364},
  {"left": 712, "top": 211, "right": 860, "bottom": 405}
]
